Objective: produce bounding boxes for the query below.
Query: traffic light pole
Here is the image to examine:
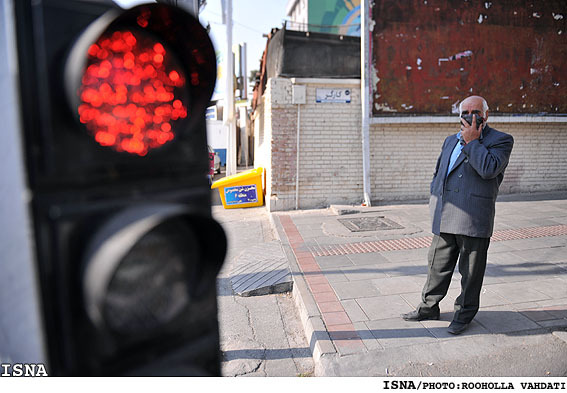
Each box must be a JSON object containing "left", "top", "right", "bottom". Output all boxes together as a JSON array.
[
  {"left": 360, "top": 0, "right": 372, "bottom": 207},
  {"left": 0, "top": 0, "right": 47, "bottom": 365},
  {"left": 223, "top": 0, "right": 236, "bottom": 176}
]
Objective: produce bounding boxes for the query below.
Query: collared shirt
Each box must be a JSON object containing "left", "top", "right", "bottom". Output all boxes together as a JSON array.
[
  {"left": 446, "top": 125, "right": 486, "bottom": 178},
  {"left": 446, "top": 132, "right": 465, "bottom": 177}
]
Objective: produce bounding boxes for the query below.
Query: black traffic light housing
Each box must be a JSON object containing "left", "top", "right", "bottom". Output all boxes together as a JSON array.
[{"left": 13, "top": 0, "right": 226, "bottom": 376}]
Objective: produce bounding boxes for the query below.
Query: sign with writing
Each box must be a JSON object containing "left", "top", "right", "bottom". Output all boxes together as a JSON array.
[
  {"left": 316, "top": 88, "right": 351, "bottom": 103},
  {"left": 224, "top": 184, "right": 258, "bottom": 205}
]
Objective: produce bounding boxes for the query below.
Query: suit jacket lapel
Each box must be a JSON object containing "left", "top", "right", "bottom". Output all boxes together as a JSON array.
[
  {"left": 443, "top": 137, "right": 460, "bottom": 176},
  {"left": 448, "top": 150, "right": 466, "bottom": 176}
]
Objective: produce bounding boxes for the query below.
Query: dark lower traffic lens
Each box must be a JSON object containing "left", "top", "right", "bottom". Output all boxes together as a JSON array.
[{"left": 103, "top": 219, "right": 198, "bottom": 335}]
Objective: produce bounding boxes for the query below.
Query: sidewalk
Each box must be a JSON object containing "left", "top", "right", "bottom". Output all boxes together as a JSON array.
[{"left": 270, "top": 192, "right": 567, "bottom": 376}]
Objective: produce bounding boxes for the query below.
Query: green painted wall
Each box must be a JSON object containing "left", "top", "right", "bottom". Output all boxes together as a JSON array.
[{"left": 308, "top": 0, "right": 361, "bottom": 36}]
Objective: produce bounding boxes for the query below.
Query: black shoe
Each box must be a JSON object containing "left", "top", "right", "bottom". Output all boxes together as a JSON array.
[
  {"left": 401, "top": 310, "right": 440, "bottom": 321},
  {"left": 447, "top": 320, "right": 469, "bottom": 335}
]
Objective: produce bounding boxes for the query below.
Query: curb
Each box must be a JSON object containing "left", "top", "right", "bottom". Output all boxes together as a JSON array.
[{"left": 269, "top": 212, "right": 339, "bottom": 377}]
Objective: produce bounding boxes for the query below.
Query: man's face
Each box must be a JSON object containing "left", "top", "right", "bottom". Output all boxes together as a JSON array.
[
  {"left": 460, "top": 97, "right": 487, "bottom": 129},
  {"left": 460, "top": 98, "right": 484, "bottom": 119}
]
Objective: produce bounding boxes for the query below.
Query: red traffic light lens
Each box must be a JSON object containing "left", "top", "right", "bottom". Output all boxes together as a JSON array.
[{"left": 78, "top": 30, "right": 188, "bottom": 156}]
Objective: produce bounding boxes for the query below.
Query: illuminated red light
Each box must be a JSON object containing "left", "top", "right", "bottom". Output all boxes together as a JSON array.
[
  {"left": 78, "top": 29, "right": 188, "bottom": 156},
  {"left": 137, "top": 16, "right": 149, "bottom": 28}
]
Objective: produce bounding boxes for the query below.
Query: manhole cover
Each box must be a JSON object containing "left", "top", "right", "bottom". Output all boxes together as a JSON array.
[{"left": 338, "top": 216, "right": 404, "bottom": 232}]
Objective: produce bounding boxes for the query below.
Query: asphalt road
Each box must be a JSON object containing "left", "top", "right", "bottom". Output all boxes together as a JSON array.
[{"left": 211, "top": 175, "right": 314, "bottom": 377}]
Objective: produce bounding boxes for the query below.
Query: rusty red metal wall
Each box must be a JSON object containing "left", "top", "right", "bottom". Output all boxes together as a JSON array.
[{"left": 370, "top": 0, "right": 567, "bottom": 115}]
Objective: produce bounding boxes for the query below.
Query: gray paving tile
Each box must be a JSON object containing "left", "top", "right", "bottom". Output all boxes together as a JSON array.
[
  {"left": 357, "top": 295, "right": 413, "bottom": 320},
  {"left": 299, "top": 229, "right": 325, "bottom": 239},
  {"left": 479, "top": 287, "right": 511, "bottom": 308},
  {"left": 509, "top": 248, "right": 567, "bottom": 263},
  {"left": 297, "top": 223, "right": 324, "bottom": 230},
  {"left": 484, "top": 264, "right": 538, "bottom": 283},
  {"left": 315, "top": 255, "right": 354, "bottom": 269},
  {"left": 421, "top": 319, "right": 489, "bottom": 339},
  {"left": 487, "top": 252, "right": 528, "bottom": 265},
  {"left": 525, "top": 218, "right": 566, "bottom": 226},
  {"left": 340, "top": 265, "right": 389, "bottom": 281},
  {"left": 372, "top": 276, "right": 424, "bottom": 295},
  {"left": 399, "top": 292, "right": 422, "bottom": 310},
  {"left": 314, "top": 237, "right": 366, "bottom": 245},
  {"left": 292, "top": 215, "right": 334, "bottom": 225},
  {"left": 528, "top": 277, "right": 567, "bottom": 299},
  {"left": 496, "top": 220, "right": 549, "bottom": 229},
  {"left": 502, "top": 238, "right": 566, "bottom": 252},
  {"left": 537, "top": 319, "right": 567, "bottom": 329},
  {"left": 331, "top": 280, "right": 381, "bottom": 300},
  {"left": 353, "top": 322, "right": 384, "bottom": 351},
  {"left": 549, "top": 216, "right": 567, "bottom": 224},
  {"left": 529, "top": 298, "right": 567, "bottom": 310},
  {"left": 487, "top": 243, "right": 515, "bottom": 253},
  {"left": 518, "top": 309, "right": 557, "bottom": 322},
  {"left": 347, "top": 252, "right": 390, "bottom": 265},
  {"left": 381, "top": 248, "right": 429, "bottom": 263},
  {"left": 407, "top": 273, "right": 430, "bottom": 287},
  {"left": 510, "top": 301, "right": 544, "bottom": 311},
  {"left": 482, "top": 266, "right": 508, "bottom": 284},
  {"left": 487, "top": 282, "right": 552, "bottom": 304},
  {"left": 543, "top": 304, "right": 567, "bottom": 319},
  {"left": 492, "top": 222, "right": 517, "bottom": 231},
  {"left": 341, "top": 299, "right": 369, "bottom": 322},
  {"left": 379, "top": 261, "right": 429, "bottom": 277},
  {"left": 366, "top": 318, "right": 438, "bottom": 348},
  {"left": 323, "top": 270, "right": 349, "bottom": 283},
  {"left": 475, "top": 306, "right": 541, "bottom": 333},
  {"left": 492, "top": 261, "right": 567, "bottom": 281}
]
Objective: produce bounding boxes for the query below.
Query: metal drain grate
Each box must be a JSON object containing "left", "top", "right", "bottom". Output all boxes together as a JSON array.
[{"left": 338, "top": 216, "right": 404, "bottom": 232}]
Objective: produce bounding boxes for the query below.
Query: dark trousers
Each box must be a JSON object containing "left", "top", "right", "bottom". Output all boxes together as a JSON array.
[{"left": 418, "top": 233, "right": 490, "bottom": 323}]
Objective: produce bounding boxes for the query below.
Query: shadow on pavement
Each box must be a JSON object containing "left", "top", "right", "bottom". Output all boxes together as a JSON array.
[
  {"left": 222, "top": 347, "right": 313, "bottom": 360},
  {"left": 293, "top": 261, "right": 566, "bottom": 279},
  {"left": 311, "top": 310, "right": 567, "bottom": 342}
]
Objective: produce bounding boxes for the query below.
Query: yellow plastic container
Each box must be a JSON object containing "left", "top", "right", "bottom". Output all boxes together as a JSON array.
[{"left": 211, "top": 167, "right": 264, "bottom": 209}]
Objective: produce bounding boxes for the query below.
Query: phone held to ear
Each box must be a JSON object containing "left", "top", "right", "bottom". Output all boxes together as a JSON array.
[{"left": 461, "top": 113, "right": 483, "bottom": 128}]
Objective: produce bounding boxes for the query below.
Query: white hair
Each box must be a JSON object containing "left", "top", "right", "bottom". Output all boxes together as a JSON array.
[{"left": 459, "top": 97, "right": 489, "bottom": 117}]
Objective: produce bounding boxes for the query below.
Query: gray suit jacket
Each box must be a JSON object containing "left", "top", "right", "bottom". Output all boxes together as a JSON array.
[{"left": 429, "top": 125, "right": 514, "bottom": 238}]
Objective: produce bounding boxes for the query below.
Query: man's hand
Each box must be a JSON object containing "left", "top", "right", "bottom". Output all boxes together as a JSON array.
[{"left": 461, "top": 114, "right": 483, "bottom": 144}]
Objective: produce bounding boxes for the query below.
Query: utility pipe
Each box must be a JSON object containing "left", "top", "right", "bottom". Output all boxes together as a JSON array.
[
  {"left": 360, "top": 0, "right": 372, "bottom": 206},
  {"left": 295, "top": 103, "right": 301, "bottom": 210}
]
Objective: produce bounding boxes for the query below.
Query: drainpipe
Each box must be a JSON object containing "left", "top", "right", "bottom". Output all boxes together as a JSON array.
[
  {"left": 223, "top": 0, "right": 236, "bottom": 176},
  {"left": 360, "top": 0, "right": 372, "bottom": 206},
  {"left": 291, "top": 83, "right": 306, "bottom": 210},
  {"left": 295, "top": 102, "right": 301, "bottom": 210}
]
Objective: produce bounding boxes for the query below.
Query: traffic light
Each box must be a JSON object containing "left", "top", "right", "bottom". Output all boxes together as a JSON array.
[{"left": 12, "top": 0, "right": 226, "bottom": 376}]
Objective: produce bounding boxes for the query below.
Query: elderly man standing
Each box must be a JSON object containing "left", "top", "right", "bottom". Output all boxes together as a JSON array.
[{"left": 402, "top": 95, "right": 514, "bottom": 335}]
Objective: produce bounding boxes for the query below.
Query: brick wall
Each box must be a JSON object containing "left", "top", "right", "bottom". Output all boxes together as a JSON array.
[
  {"left": 254, "top": 77, "right": 567, "bottom": 211},
  {"left": 369, "top": 122, "right": 567, "bottom": 202},
  {"left": 494, "top": 123, "right": 567, "bottom": 194},
  {"left": 297, "top": 83, "right": 363, "bottom": 209},
  {"left": 369, "top": 124, "right": 446, "bottom": 202},
  {"left": 254, "top": 77, "right": 363, "bottom": 211}
]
